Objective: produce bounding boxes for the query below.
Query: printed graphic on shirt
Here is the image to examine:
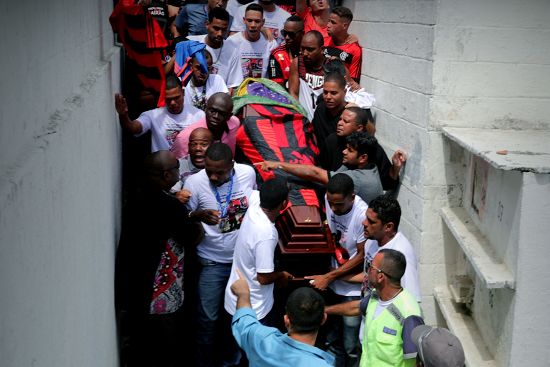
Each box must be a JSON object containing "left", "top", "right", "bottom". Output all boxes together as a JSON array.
[
  {"left": 150, "top": 238, "right": 184, "bottom": 314},
  {"left": 241, "top": 57, "right": 264, "bottom": 78},
  {"left": 324, "top": 47, "right": 353, "bottom": 64},
  {"left": 219, "top": 196, "right": 249, "bottom": 233},
  {"left": 164, "top": 120, "right": 184, "bottom": 146}
]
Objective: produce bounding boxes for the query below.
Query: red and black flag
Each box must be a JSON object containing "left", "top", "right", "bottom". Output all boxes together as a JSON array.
[
  {"left": 110, "top": 0, "right": 168, "bottom": 107},
  {"left": 236, "top": 104, "right": 321, "bottom": 206}
]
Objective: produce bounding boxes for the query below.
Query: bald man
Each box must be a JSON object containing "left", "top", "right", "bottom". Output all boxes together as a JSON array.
[
  {"left": 115, "top": 150, "right": 204, "bottom": 366},
  {"left": 171, "top": 92, "right": 240, "bottom": 159}
]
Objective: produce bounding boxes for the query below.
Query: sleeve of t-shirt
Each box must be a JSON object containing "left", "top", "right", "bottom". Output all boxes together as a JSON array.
[
  {"left": 171, "top": 127, "right": 191, "bottom": 159},
  {"left": 227, "top": 49, "right": 244, "bottom": 88},
  {"left": 255, "top": 239, "right": 276, "bottom": 273},
  {"left": 402, "top": 315, "right": 424, "bottom": 359},
  {"left": 212, "top": 74, "right": 229, "bottom": 94},
  {"left": 135, "top": 110, "right": 153, "bottom": 136},
  {"left": 349, "top": 44, "right": 362, "bottom": 80},
  {"left": 183, "top": 176, "right": 199, "bottom": 211},
  {"left": 268, "top": 54, "right": 284, "bottom": 82},
  {"left": 354, "top": 206, "right": 367, "bottom": 243}
]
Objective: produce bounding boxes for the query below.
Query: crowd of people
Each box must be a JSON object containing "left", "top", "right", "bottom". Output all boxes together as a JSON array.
[{"left": 111, "top": 0, "right": 465, "bottom": 366}]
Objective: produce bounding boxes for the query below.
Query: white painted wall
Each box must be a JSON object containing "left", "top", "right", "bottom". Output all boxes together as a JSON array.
[
  {"left": 345, "top": 0, "right": 550, "bottom": 365},
  {"left": 0, "top": 1, "right": 121, "bottom": 366}
]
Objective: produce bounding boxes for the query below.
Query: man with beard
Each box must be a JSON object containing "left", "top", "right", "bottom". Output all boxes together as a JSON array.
[
  {"left": 288, "top": 30, "right": 327, "bottom": 120},
  {"left": 172, "top": 92, "right": 239, "bottom": 159},
  {"left": 115, "top": 73, "right": 205, "bottom": 152},
  {"left": 326, "top": 248, "right": 424, "bottom": 367},
  {"left": 183, "top": 142, "right": 257, "bottom": 366},
  {"left": 185, "top": 7, "right": 244, "bottom": 93},
  {"left": 268, "top": 15, "right": 304, "bottom": 88},
  {"left": 256, "top": 131, "right": 383, "bottom": 205}
]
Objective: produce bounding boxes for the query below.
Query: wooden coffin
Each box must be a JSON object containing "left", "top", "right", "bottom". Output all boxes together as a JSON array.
[{"left": 275, "top": 205, "right": 334, "bottom": 277}]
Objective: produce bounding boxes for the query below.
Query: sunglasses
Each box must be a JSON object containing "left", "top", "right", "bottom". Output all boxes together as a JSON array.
[
  {"left": 365, "top": 260, "right": 393, "bottom": 279},
  {"left": 281, "top": 29, "right": 303, "bottom": 38}
]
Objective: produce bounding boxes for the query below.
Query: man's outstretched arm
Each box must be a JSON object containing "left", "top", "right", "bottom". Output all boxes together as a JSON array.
[{"left": 255, "top": 161, "right": 329, "bottom": 185}]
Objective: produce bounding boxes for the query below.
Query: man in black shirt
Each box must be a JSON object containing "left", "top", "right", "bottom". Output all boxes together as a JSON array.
[{"left": 311, "top": 72, "right": 347, "bottom": 145}]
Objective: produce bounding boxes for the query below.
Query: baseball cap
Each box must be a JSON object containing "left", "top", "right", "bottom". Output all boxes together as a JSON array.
[{"left": 411, "top": 325, "right": 465, "bottom": 367}]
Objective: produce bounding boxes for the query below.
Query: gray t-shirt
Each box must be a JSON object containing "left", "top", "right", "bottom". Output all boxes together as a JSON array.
[{"left": 331, "top": 164, "right": 383, "bottom": 205}]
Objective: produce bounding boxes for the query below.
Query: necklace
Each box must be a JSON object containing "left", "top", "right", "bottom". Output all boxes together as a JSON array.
[
  {"left": 211, "top": 41, "right": 224, "bottom": 65},
  {"left": 190, "top": 79, "right": 207, "bottom": 110},
  {"left": 389, "top": 287, "right": 403, "bottom": 300}
]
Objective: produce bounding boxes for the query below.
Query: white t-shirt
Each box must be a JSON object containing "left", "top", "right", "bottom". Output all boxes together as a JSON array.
[
  {"left": 231, "top": 1, "right": 291, "bottom": 45},
  {"left": 364, "top": 232, "right": 421, "bottom": 302},
  {"left": 226, "top": 31, "right": 277, "bottom": 78},
  {"left": 184, "top": 163, "right": 257, "bottom": 263},
  {"left": 298, "top": 78, "right": 324, "bottom": 122},
  {"left": 226, "top": 0, "right": 243, "bottom": 18},
  {"left": 224, "top": 191, "right": 278, "bottom": 319},
  {"left": 184, "top": 74, "right": 229, "bottom": 111},
  {"left": 325, "top": 195, "right": 368, "bottom": 296},
  {"left": 186, "top": 35, "right": 244, "bottom": 88},
  {"left": 136, "top": 105, "right": 205, "bottom": 152}
]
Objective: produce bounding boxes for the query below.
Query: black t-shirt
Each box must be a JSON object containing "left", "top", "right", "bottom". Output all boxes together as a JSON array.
[{"left": 311, "top": 98, "right": 344, "bottom": 148}]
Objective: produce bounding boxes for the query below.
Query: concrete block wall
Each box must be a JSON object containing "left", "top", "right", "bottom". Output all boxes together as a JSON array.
[{"left": 0, "top": 1, "right": 121, "bottom": 366}]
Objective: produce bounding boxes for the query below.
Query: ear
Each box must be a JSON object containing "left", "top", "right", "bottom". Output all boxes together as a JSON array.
[
  {"left": 359, "top": 153, "right": 368, "bottom": 165},
  {"left": 320, "top": 312, "right": 328, "bottom": 326},
  {"left": 283, "top": 314, "right": 291, "bottom": 330},
  {"left": 384, "top": 221, "right": 395, "bottom": 233}
]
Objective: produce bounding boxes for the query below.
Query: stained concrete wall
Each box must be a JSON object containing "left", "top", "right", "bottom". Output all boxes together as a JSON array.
[
  {"left": 0, "top": 1, "right": 121, "bottom": 366},
  {"left": 344, "top": 1, "right": 550, "bottom": 364}
]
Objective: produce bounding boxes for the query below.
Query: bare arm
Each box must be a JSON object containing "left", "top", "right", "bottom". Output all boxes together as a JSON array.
[
  {"left": 325, "top": 299, "right": 361, "bottom": 316},
  {"left": 257, "top": 271, "right": 294, "bottom": 288},
  {"left": 305, "top": 241, "right": 365, "bottom": 291},
  {"left": 288, "top": 57, "right": 300, "bottom": 100},
  {"left": 114, "top": 94, "right": 143, "bottom": 135},
  {"left": 255, "top": 160, "right": 329, "bottom": 185}
]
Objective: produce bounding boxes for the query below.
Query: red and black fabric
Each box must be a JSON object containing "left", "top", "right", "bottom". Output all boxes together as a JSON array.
[
  {"left": 235, "top": 104, "right": 321, "bottom": 206},
  {"left": 110, "top": 0, "right": 169, "bottom": 107}
]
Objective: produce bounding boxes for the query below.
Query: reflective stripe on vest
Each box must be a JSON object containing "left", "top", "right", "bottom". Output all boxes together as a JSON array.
[{"left": 360, "top": 289, "right": 421, "bottom": 367}]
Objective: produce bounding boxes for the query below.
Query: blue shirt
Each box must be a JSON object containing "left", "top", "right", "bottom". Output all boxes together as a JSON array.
[
  {"left": 175, "top": 4, "right": 233, "bottom": 36},
  {"left": 232, "top": 308, "right": 335, "bottom": 367}
]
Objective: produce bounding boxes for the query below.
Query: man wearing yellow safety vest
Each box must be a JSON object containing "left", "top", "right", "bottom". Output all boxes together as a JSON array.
[{"left": 325, "top": 248, "right": 424, "bottom": 367}]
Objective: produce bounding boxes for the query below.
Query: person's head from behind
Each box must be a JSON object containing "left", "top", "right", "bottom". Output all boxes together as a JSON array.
[
  {"left": 205, "top": 142, "right": 233, "bottom": 186},
  {"left": 411, "top": 325, "right": 465, "bottom": 367},
  {"left": 285, "top": 287, "right": 326, "bottom": 334},
  {"left": 282, "top": 15, "right": 304, "bottom": 54},
  {"left": 326, "top": 173, "right": 355, "bottom": 216},
  {"left": 191, "top": 50, "right": 212, "bottom": 87},
  {"left": 144, "top": 150, "right": 180, "bottom": 190},
  {"left": 165, "top": 73, "right": 184, "bottom": 114},
  {"left": 342, "top": 131, "right": 376, "bottom": 168},
  {"left": 188, "top": 127, "right": 213, "bottom": 168},
  {"left": 363, "top": 194, "right": 401, "bottom": 241},
  {"left": 368, "top": 249, "right": 406, "bottom": 291},
  {"left": 260, "top": 177, "right": 289, "bottom": 214},
  {"left": 336, "top": 107, "right": 372, "bottom": 137},
  {"left": 301, "top": 30, "right": 324, "bottom": 68},
  {"left": 322, "top": 72, "right": 346, "bottom": 111},
  {"left": 328, "top": 6, "right": 353, "bottom": 38},
  {"left": 207, "top": 7, "right": 230, "bottom": 45},
  {"left": 205, "top": 92, "right": 233, "bottom": 136},
  {"left": 244, "top": 3, "right": 265, "bottom": 40}
]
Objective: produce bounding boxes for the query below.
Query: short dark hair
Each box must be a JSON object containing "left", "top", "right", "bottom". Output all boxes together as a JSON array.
[
  {"left": 327, "top": 173, "right": 354, "bottom": 197},
  {"left": 304, "top": 30, "right": 324, "bottom": 47},
  {"left": 285, "top": 14, "right": 304, "bottom": 28},
  {"left": 368, "top": 194, "right": 402, "bottom": 231},
  {"left": 260, "top": 177, "right": 289, "bottom": 210},
  {"left": 165, "top": 73, "right": 182, "bottom": 90},
  {"left": 346, "top": 132, "right": 377, "bottom": 159},
  {"left": 245, "top": 3, "right": 264, "bottom": 16},
  {"left": 205, "top": 142, "right": 233, "bottom": 163},
  {"left": 323, "top": 58, "right": 346, "bottom": 76},
  {"left": 345, "top": 107, "right": 373, "bottom": 128},
  {"left": 286, "top": 287, "right": 325, "bottom": 333},
  {"left": 331, "top": 6, "right": 353, "bottom": 22},
  {"left": 324, "top": 71, "right": 346, "bottom": 89},
  {"left": 208, "top": 7, "right": 230, "bottom": 23},
  {"left": 379, "top": 248, "right": 406, "bottom": 284}
]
